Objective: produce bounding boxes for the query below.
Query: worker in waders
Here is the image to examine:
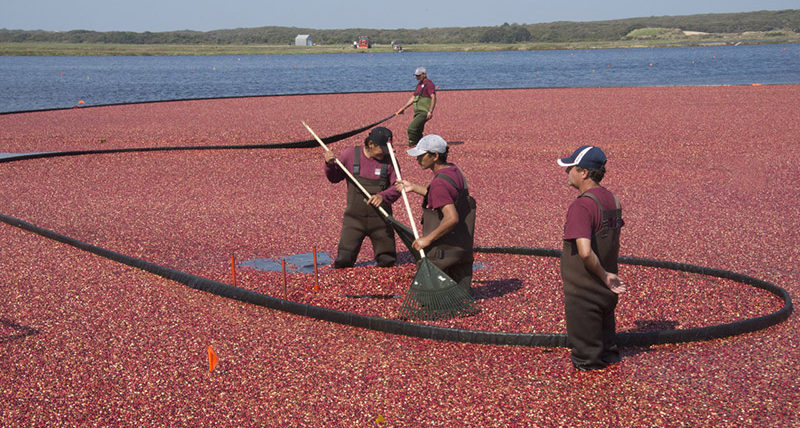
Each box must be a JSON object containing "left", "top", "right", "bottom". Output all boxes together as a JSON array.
[
  {"left": 558, "top": 145, "right": 625, "bottom": 371},
  {"left": 323, "top": 127, "right": 401, "bottom": 268},
  {"left": 395, "top": 67, "right": 436, "bottom": 147},
  {"left": 396, "top": 134, "right": 476, "bottom": 294}
]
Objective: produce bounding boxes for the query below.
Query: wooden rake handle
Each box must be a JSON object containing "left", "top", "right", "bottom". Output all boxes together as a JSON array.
[{"left": 386, "top": 142, "right": 425, "bottom": 259}]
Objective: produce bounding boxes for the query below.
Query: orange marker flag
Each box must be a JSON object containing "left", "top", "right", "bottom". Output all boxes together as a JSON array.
[{"left": 208, "top": 345, "right": 219, "bottom": 372}]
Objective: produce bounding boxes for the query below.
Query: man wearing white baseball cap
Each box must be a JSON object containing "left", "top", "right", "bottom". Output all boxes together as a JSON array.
[
  {"left": 558, "top": 145, "right": 625, "bottom": 371},
  {"left": 396, "top": 134, "right": 476, "bottom": 293},
  {"left": 395, "top": 66, "right": 436, "bottom": 147}
]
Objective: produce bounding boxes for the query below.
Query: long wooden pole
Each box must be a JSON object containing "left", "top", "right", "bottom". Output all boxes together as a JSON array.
[{"left": 386, "top": 142, "right": 425, "bottom": 258}]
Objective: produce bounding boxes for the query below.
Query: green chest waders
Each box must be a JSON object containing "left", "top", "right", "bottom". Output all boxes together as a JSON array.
[
  {"left": 560, "top": 192, "right": 624, "bottom": 369},
  {"left": 335, "top": 149, "right": 397, "bottom": 268},
  {"left": 407, "top": 95, "right": 432, "bottom": 146}
]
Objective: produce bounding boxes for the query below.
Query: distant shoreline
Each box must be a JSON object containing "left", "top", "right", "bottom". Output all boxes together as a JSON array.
[
  {"left": 2, "top": 37, "right": 799, "bottom": 56},
  {"left": 4, "top": 9, "right": 798, "bottom": 56}
]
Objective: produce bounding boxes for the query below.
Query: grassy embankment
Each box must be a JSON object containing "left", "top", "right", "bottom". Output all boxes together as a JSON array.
[{"left": 1, "top": 30, "right": 798, "bottom": 56}]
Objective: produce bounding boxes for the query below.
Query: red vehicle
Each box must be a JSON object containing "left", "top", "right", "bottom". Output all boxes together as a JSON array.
[{"left": 357, "top": 36, "right": 371, "bottom": 49}]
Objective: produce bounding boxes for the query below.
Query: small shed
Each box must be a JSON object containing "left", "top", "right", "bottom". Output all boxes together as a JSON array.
[{"left": 295, "top": 34, "right": 313, "bottom": 46}]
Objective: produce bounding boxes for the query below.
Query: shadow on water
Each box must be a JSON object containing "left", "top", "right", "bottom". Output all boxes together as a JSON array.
[{"left": 0, "top": 317, "right": 39, "bottom": 343}]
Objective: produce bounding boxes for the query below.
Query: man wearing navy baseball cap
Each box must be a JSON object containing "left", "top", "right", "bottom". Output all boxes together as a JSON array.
[{"left": 558, "top": 145, "right": 626, "bottom": 371}]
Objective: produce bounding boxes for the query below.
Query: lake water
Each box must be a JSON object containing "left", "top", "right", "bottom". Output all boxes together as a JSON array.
[{"left": 1, "top": 44, "right": 798, "bottom": 113}]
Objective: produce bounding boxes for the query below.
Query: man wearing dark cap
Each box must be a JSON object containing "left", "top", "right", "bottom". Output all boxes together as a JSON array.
[
  {"left": 395, "top": 67, "right": 436, "bottom": 147},
  {"left": 324, "top": 127, "right": 401, "bottom": 268},
  {"left": 557, "top": 145, "right": 625, "bottom": 371}
]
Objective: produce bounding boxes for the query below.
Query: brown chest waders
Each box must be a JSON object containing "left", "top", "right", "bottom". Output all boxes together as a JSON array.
[
  {"left": 561, "top": 192, "right": 624, "bottom": 370},
  {"left": 421, "top": 171, "right": 477, "bottom": 292},
  {"left": 335, "top": 149, "right": 397, "bottom": 268}
]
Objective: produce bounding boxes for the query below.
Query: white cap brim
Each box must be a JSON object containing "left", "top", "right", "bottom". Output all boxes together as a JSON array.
[
  {"left": 407, "top": 146, "right": 426, "bottom": 156},
  {"left": 557, "top": 146, "right": 594, "bottom": 167}
]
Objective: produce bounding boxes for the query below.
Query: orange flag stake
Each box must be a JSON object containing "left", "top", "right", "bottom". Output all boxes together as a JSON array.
[
  {"left": 208, "top": 346, "right": 219, "bottom": 372},
  {"left": 230, "top": 254, "right": 237, "bottom": 287}
]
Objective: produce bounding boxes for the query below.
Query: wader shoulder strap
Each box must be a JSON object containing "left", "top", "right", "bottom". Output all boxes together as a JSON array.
[
  {"left": 458, "top": 169, "right": 468, "bottom": 191},
  {"left": 580, "top": 191, "right": 602, "bottom": 208},
  {"left": 433, "top": 172, "right": 476, "bottom": 219},
  {"left": 580, "top": 192, "right": 622, "bottom": 211},
  {"left": 580, "top": 192, "right": 624, "bottom": 229},
  {"left": 578, "top": 191, "right": 623, "bottom": 274},
  {"left": 434, "top": 173, "right": 457, "bottom": 190},
  {"left": 433, "top": 172, "right": 468, "bottom": 194},
  {"left": 353, "top": 147, "right": 360, "bottom": 176},
  {"left": 354, "top": 148, "right": 389, "bottom": 182}
]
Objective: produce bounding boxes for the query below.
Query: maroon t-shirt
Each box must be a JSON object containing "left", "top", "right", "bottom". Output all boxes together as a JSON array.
[
  {"left": 427, "top": 164, "right": 465, "bottom": 210},
  {"left": 563, "top": 186, "right": 617, "bottom": 240},
  {"left": 413, "top": 78, "right": 436, "bottom": 97},
  {"left": 324, "top": 146, "right": 400, "bottom": 204}
]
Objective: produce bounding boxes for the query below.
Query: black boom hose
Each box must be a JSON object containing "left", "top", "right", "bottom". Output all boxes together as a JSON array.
[{"left": 0, "top": 118, "right": 793, "bottom": 348}]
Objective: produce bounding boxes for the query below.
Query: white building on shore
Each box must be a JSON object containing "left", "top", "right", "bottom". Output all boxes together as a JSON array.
[{"left": 295, "top": 35, "right": 313, "bottom": 46}]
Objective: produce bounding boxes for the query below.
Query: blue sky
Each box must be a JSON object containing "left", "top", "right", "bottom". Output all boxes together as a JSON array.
[{"left": 1, "top": 0, "right": 797, "bottom": 32}]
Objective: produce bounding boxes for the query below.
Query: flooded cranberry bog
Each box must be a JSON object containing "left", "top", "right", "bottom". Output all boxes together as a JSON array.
[{"left": 1, "top": 86, "right": 799, "bottom": 425}]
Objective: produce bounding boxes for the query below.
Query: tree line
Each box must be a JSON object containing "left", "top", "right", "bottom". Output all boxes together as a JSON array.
[{"left": 1, "top": 9, "right": 798, "bottom": 45}]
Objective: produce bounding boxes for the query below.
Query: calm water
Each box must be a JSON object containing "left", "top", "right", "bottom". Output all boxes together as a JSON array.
[{"left": 1, "top": 44, "right": 798, "bottom": 113}]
